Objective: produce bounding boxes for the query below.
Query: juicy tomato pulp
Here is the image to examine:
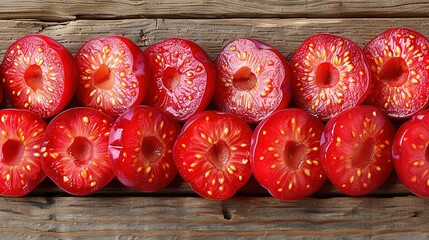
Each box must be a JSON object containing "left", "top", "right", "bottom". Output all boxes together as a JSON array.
[
  {"left": 174, "top": 111, "right": 253, "bottom": 200},
  {"left": 214, "top": 38, "right": 292, "bottom": 123},
  {"left": 393, "top": 109, "right": 429, "bottom": 197},
  {"left": 1, "top": 34, "right": 78, "bottom": 118},
  {"left": 144, "top": 38, "right": 215, "bottom": 122},
  {"left": 364, "top": 28, "right": 429, "bottom": 119},
  {"left": 321, "top": 106, "right": 395, "bottom": 196},
  {"left": 251, "top": 108, "right": 326, "bottom": 200},
  {"left": 0, "top": 109, "right": 47, "bottom": 196},
  {"left": 291, "top": 34, "right": 371, "bottom": 121},
  {"left": 109, "top": 105, "right": 181, "bottom": 192},
  {"left": 75, "top": 36, "right": 149, "bottom": 118},
  {"left": 41, "top": 107, "right": 115, "bottom": 196}
]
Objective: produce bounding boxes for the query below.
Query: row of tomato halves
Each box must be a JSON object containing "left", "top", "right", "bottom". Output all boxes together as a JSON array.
[{"left": 0, "top": 27, "right": 427, "bottom": 200}]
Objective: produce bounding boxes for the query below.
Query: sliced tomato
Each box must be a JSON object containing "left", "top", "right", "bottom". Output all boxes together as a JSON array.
[
  {"left": 364, "top": 27, "right": 429, "bottom": 119},
  {"left": 321, "top": 105, "right": 395, "bottom": 196},
  {"left": 75, "top": 36, "right": 149, "bottom": 118},
  {"left": 291, "top": 34, "right": 371, "bottom": 121},
  {"left": 41, "top": 107, "right": 115, "bottom": 195},
  {"left": 0, "top": 109, "right": 47, "bottom": 196},
  {"left": 109, "top": 105, "right": 181, "bottom": 192},
  {"left": 393, "top": 109, "right": 429, "bottom": 197},
  {"left": 214, "top": 38, "right": 292, "bottom": 123},
  {"left": 174, "top": 111, "right": 253, "bottom": 200},
  {"left": 251, "top": 108, "right": 325, "bottom": 200},
  {"left": 143, "top": 38, "right": 215, "bottom": 121},
  {"left": 1, "top": 34, "right": 77, "bottom": 118}
]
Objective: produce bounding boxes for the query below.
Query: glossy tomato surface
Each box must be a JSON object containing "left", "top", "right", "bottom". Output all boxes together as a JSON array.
[
  {"left": 364, "top": 27, "right": 429, "bottom": 119},
  {"left": 1, "top": 34, "right": 78, "bottom": 118},
  {"left": 214, "top": 38, "right": 292, "bottom": 123},
  {"left": 393, "top": 109, "right": 429, "bottom": 197},
  {"left": 75, "top": 36, "right": 149, "bottom": 118},
  {"left": 251, "top": 108, "right": 326, "bottom": 200},
  {"left": 41, "top": 107, "right": 115, "bottom": 196},
  {"left": 144, "top": 38, "right": 215, "bottom": 121},
  {"left": 109, "top": 105, "right": 181, "bottom": 192},
  {"left": 174, "top": 111, "right": 253, "bottom": 200},
  {"left": 0, "top": 109, "right": 46, "bottom": 196},
  {"left": 291, "top": 34, "right": 371, "bottom": 121},
  {"left": 321, "top": 105, "right": 395, "bottom": 196}
]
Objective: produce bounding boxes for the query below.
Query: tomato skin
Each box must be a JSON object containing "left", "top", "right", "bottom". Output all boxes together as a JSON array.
[
  {"left": 214, "top": 38, "right": 292, "bottom": 123},
  {"left": 75, "top": 36, "right": 149, "bottom": 118},
  {"left": 291, "top": 34, "right": 371, "bottom": 121},
  {"left": 250, "top": 108, "right": 326, "bottom": 200},
  {"left": 109, "top": 105, "right": 181, "bottom": 192},
  {"left": 1, "top": 34, "right": 78, "bottom": 118},
  {"left": 143, "top": 38, "right": 215, "bottom": 122},
  {"left": 41, "top": 107, "right": 115, "bottom": 196},
  {"left": 364, "top": 28, "right": 429, "bottom": 119},
  {"left": 321, "top": 105, "right": 395, "bottom": 196},
  {"left": 174, "top": 111, "right": 253, "bottom": 200},
  {"left": 393, "top": 109, "right": 429, "bottom": 197},
  {"left": 0, "top": 109, "right": 47, "bottom": 196}
]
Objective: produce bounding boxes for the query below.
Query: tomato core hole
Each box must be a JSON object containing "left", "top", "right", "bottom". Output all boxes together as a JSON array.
[
  {"left": 284, "top": 141, "right": 306, "bottom": 170},
  {"left": 141, "top": 136, "right": 164, "bottom": 163},
  {"left": 24, "top": 64, "right": 43, "bottom": 91},
  {"left": 69, "top": 136, "right": 94, "bottom": 166},
  {"left": 233, "top": 66, "right": 257, "bottom": 90},
  {"left": 2, "top": 139, "right": 25, "bottom": 166},
  {"left": 162, "top": 67, "right": 180, "bottom": 91},
  {"left": 315, "top": 62, "right": 340, "bottom": 88},
  {"left": 379, "top": 57, "right": 408, "bottom": 87},
  {"left": 207, "top": 140, "right": 230, "bottom": 169},
  {"left": 352, "top": 137, "right": 376, "bottom": 169},
  {"left": 94, "top": 64, "right": 114, "bottom": 90}
]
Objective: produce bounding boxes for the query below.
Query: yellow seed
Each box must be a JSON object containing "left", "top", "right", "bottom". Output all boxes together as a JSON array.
[
  {"left": 82, "top": 116, "right": 89, "bottom": 124},
  {"left": 90, "top": 181, "right": 97, "bottom": 187},
  {"left": 63, "top": 176, "right": 70, "bottom": 182}
]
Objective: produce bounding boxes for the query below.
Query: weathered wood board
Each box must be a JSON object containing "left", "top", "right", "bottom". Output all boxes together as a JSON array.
[{"left": 0, "top": 1, "right": 427, "bottom": 238}]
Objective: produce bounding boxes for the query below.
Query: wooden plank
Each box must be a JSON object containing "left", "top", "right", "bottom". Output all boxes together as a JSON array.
[
  {"left": 0, "top": 1, "right": 429, "bottom": 21},
  {"left": 0, "top": 196, "right": 427, "bottom": 239},
  {"left": 0, "top": 18, "right": 428, "bottom": 60}
]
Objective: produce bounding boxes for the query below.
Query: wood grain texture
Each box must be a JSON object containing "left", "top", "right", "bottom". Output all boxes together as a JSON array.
[
  {"left": 0, "top": 0, "right": 429, "bottom": 20},
  {"left": 0, "top": 196, "right": 427, "bottom": 239},
  {"left": 0, "top": 18, "right": 429, "bottom": 60}
]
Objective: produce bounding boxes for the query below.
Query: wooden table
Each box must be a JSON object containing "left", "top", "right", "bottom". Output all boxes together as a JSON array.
[{"left": 1, "top": 1, "right": 429, "bottom": 238}]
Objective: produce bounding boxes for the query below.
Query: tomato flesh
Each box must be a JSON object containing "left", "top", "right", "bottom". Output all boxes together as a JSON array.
[
  {"left": 41, "top": 107, "right": 115, "bottom": 196},
  {"left": 291, "top": 34, "right": 371, "bottom": 121},
  {"left": 0, "top": 109, "right": 47, "bottom": 196},
  {"left": 321, "top": 105, "right": 395, "bottom": 196},
  {"left": 393, "top": 109, "right": 429, "bottom": 197},
  {"left": 144, "top": 38, "right": 215, "bottom": 122},
  {"left": 174, "top": 111, "right": 253, "bottom": 200},
  {"left": 251, "top": 108, "right": 325, "bottom": 200},
  {"left": 1, "top": 34, "right": 77, "bottom": 118},
  {"left": 76, "top": 36, "right": 149, "bottom": 118},
  {"left": 214, "top": 38, "right": 292, "bottom": 123},
  {"left": 364, "top": 28, "right": 429, "bottom": 119},
  {"left": 109, "top": 105, "right": 181, "bottom": 192}
]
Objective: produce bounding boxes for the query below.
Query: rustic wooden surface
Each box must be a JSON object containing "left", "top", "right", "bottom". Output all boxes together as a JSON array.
[{"left": 1, "top": 0, "right": 428, "bottom": 238}]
